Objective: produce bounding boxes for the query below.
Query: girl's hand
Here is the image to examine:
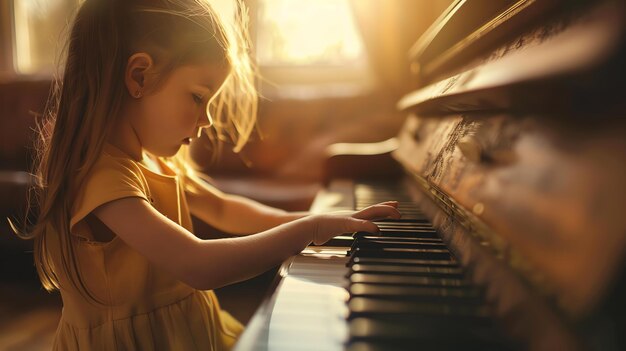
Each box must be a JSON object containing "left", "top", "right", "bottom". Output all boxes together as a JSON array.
[{"left": 310, "top": 201, "right": 401, "bottom": 245}]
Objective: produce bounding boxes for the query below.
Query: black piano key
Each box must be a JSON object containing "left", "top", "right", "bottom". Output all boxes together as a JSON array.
[
  {"left": 354, "top": 235, "right": 443, "bottom": 244},
  {"left": 349, "top": 317, "right": 498, "bottom": 341},
  {"left": 349, "top": 273, "right": 469, "bottom": 288},
  {"left": 355, "top": 232, "right": 437, "bottom": 239},
  {"left": 385, "top": 227, "right": 434, "bottom": 231},
  {"left": 375, "top": 228, "right": 435, "bottom": 234},
  {"left": 348, "top": 341, "right": 517, "bottom": 351},
  {"left": 348, "top": 318, "right": 515, "bottom": 351},
  {"left": 347, "top": 341, "right": 420, "bottom": 351},
  {"left": 348, "top": 297, "right": 489, "bottom": 319},
  {"left": 376, "top": 228, "right": 434, "bottom": 233},
  {"left": 377, "top": 226, "right": 436, "bottom": 231},
  {"left": 375, "top": 219, "right": 429, "bottom": 225},
  {"left": 321, "top": 234, "right": 444, "bottom": 247},
  {"left": 374, "top": 217, "right": 430, "bottom": 223},
  {"left": 377, "top": 225, "right": 434, "bottom": 230},
  {"left": 350, "top": 247, "right": 452, "bottom": 260},
  {"left": 375, "top": 218, "right": 429, "bottom": 223},
  {"left": 347, "top": 340, "right": 516, "bottom": 351},
  {"left": 349, "top": 317, "right": 470, "bottom": 339},
  {"left": 378, "top": 228, "right": 437, "bottom": 235},
  {"left": 373, "top": 229, "right": 439, "bottom": 239},
  {"left": 350, "top": 256, "right": 458, "bottom": 267},
  {"left": 356, "top": 232, "right": 442, "bottom": 240},
  {"left": 349, "top": 283, "right": 483, "bottom": 303},
  {"left": 349, "top": 264, "right": 464, "bottom": 278},
  {"left": 350, "top": 239, "right": 447, "bottom": 251}
]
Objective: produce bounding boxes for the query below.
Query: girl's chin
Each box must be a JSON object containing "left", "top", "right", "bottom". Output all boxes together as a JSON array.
[
  {"left": 168, "top": 145, "right": 183, "bottom": 156},
  {"left": 144, "top": 145, "right": 181, "bottom": 158}
]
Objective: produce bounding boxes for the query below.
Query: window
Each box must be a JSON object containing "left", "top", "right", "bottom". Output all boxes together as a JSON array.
[
  {"left": 2, "top": 0, "right": 374, "bottom": 97},
  {"left": 11, "top": 0, "right": 80, "bottom": 75},
  {"left": 254, "top": 0, "right": 374, "bottom": 97}
]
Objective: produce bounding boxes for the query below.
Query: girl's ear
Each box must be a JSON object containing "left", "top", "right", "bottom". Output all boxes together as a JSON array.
[{"left": 125, "top": 53, "right": 154, "bottom": 98}]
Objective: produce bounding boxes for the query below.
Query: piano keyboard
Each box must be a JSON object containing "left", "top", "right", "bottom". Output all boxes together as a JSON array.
[{"left": 234, "top": 181, "right": 516, "bottom": 351}]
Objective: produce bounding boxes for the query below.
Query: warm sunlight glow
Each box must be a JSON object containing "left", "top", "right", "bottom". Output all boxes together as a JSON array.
[
  {"left": 13, "top": 0, "right": 77, "bottom": 75},
  {"left": 257, "top": 0, "right": 366, "bottom": 66}
]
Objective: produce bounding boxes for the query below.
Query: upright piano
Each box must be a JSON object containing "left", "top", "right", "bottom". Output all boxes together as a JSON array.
[{"left": 234, "top": 0, "right": 626, "bottom": 350}]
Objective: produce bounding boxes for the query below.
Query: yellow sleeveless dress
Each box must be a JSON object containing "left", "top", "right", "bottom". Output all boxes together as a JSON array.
[{"left": 50, "top": 144, "right": 243, "bottom": 350}]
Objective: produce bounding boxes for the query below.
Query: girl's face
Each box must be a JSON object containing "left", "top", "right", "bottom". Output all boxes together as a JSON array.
[{"left": 131, "top": 63, "right": 230, "bottom": 158}]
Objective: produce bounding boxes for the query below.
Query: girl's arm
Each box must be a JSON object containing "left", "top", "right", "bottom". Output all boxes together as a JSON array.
[
  {"left": 184, "top": 172, "right": 308, "bottom": 235},
  {"left": 92, "top": 197, "right": 399, "bottom": 290}
]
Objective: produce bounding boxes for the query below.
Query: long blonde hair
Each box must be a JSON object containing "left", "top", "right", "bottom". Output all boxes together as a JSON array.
[{"left": 11, "top": 0, "right": 257, "bottom": 300}]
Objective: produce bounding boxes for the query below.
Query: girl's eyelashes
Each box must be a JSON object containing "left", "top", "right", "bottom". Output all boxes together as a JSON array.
[{"left": 192, "top": 93, "right": 204, "bottom": 105}]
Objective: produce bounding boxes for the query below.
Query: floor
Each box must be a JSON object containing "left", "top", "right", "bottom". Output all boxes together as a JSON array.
[{"left": 0, "top": 226, "right": 61, "bottom": 351}]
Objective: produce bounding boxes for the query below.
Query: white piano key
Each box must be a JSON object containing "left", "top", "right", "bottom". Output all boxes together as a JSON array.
[
  {"left": 259, "top": 263, "right": 349, "bottom": 351},
  {"left": 301, "top": 247, "right": 349, "bottom": 256}
]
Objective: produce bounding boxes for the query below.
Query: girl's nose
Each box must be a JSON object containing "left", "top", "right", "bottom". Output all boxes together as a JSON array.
[{"left": 197, "top": 109, "right": 213, "bottom": 129}]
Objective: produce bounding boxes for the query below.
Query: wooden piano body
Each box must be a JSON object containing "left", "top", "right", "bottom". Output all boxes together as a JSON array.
[{"left": 234, "top": 1, "right": 626, "bottom": 350}]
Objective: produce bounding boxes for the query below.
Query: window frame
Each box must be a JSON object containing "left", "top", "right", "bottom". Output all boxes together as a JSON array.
[{"left": 0, "top": 0, "right": 15, "bottom": 78}]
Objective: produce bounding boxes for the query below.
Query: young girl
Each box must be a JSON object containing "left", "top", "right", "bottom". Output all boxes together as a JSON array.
[{"left": 15, "top": 0, "right": 400, "bottom": 350}]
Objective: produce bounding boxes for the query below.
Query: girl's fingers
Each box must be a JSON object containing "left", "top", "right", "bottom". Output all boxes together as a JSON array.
[
  {"left": 353, "top": 204, "right": 401, "bottom": 221},
  {"left": 346, "top": 218, "right": 379, "bottom": 235},
  {"left": 339, "top": 203, "right": 400, "bottom": 243},
  {"left": 313, "top": 217, "right": 379, "bottom": 245},
  {"left": 378, "top": 201, "right": 399, "bottom": 208},
  {"left": 313, "top": 203, "right": 401, "bottom": 244}
]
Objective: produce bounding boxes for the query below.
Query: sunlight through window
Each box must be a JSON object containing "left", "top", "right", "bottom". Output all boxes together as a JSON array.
[
  {"left": 13, "top": 0, "right": 79, "bottom": 75},
  {"left": 255, "top": 0, "right": 373, "bottom": 95},
  {"left": 256, "top": 0, "right": 366, "bottom": 66}
]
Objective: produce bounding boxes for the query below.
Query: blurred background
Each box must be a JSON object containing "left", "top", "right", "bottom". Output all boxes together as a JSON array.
[{"left": 0, "top": 0, "right": 452, "bottom": 349}]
